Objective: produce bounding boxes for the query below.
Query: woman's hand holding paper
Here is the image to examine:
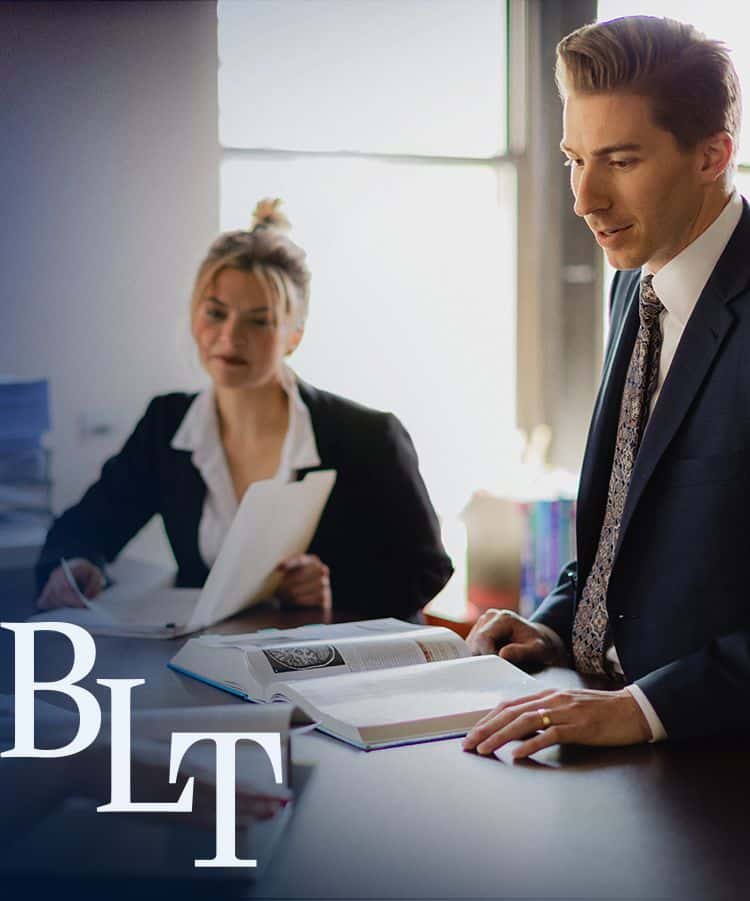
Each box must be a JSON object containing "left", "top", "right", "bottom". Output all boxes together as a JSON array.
[{"left": 276, "top": 553, "right": 331, "bottom": 609}]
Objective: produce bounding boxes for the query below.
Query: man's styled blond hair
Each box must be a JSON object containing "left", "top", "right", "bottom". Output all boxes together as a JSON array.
[{"left": 556, "top": 16, "right": 741, "bottom": 154}]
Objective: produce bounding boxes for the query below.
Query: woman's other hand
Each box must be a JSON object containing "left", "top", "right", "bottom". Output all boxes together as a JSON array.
[
  {"left": 36, "top": 558, "right": 105, "bottom": 610},
  {"left": 275, "top": 554, "right": 331, "bottom": 609}
]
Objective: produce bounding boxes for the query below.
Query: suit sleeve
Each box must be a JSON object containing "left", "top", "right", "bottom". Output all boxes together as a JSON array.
[
  {"left": 634, "top": 633, "right": 750, "bottom": 740},
  {"left": 35, "top": 398, "right": 163, "bottom": 591},
  {"left": 529, "top": 561, "right": 577, "bottom": 649},
  {"left": 327, "top": 413, "right": 453, "bottom": 618}
]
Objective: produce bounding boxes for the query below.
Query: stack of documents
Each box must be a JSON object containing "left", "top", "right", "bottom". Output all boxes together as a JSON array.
[{"left": 0, "top": 377, "right": 52, "bottom": 537}]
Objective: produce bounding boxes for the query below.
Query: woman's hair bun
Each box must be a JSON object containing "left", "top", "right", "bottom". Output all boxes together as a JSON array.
[{"left": 251, "top": 197, "right": 291, "bottom": 232}]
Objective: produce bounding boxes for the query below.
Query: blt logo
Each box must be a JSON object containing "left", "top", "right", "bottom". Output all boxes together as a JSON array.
[{"left": 0, "top": 622, "right": 284, "bottom": 868}]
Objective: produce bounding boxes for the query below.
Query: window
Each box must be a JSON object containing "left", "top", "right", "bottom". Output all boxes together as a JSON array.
[
  {"left": 217, "top": 1, "right": 516, "bottom": 519},
  {"left": 218, "top": 0, "right": 507, "bottom": 157}
]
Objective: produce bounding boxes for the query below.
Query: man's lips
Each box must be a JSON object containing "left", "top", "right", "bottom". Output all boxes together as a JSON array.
[{"left": 592, "top": 224, "right": 632, "bottom": 238}]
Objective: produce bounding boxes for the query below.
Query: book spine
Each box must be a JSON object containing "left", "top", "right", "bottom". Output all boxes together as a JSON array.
[
  {"left": 518, "top": 502, "right": 534, "bottom": 619},
  {"left": 534, "top": 501, "right": 551, "bottom": 610}
]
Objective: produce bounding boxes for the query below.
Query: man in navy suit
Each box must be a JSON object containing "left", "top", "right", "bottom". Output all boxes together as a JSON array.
[{"left": 464, "top": 15, "right": 748, "bottom": 756}]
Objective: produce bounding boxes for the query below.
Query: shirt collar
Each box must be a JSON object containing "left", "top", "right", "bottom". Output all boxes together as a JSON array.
[
  {"left": 647, "top": 191, "right": 742, "bottom": 326},
  {"left": 170, "top": 386, "right": 222, "bottom": 467},
  {"left": 170, "top": 364, "right": 321, "bottom": 475},
  {"left": 278, "top": 365, "right": 322, "bottom": 474}
]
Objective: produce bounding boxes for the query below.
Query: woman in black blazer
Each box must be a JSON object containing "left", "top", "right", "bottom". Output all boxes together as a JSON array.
[{"left": 36, "top": 200, "right": 452, "bottom": 617}]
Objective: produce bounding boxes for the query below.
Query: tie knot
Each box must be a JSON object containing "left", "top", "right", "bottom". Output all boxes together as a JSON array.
[{"left": 639, "top": 275, "right": 664, "bottom": 327}]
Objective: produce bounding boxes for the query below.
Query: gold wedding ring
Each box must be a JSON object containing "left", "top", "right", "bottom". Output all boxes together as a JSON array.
[{"left": 539, "top": 709, "right": 552, "bottom": 729}]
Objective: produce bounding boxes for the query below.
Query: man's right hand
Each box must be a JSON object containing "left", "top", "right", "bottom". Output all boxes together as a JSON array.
[
  {"left": 36, "top": 558, "right": 105, "bottom": 610},
  {"left": 466, "top": 608, "right": 560, "bottom": 668}
]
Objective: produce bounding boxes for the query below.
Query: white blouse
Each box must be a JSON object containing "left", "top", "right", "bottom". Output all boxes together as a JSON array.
[{"left": 170, "top": 366, "right": 321, "bottom": 566}]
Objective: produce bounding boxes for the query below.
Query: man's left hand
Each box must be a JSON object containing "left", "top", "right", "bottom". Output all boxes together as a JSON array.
[{"left": 462, "top": 687, "right": 652, "bottom": 759}]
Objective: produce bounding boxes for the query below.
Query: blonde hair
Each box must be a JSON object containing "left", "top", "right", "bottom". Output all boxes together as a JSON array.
[
  {"left": 191, "top": 198, "right": 311, "bottom": 326},
  {"left": 556, "top": 16, "right": 741, "bottom": 153}
]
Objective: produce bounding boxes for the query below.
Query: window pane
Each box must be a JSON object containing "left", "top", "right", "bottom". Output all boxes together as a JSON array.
[
  {"left": 597, "top": 2, "right": 750, "bottom": 164},
  {"left": 220, "top": 156, "right": 516, "bottom": 515},
  {"left": 218, "top": 0, "right": 506, "bottom": 157}
]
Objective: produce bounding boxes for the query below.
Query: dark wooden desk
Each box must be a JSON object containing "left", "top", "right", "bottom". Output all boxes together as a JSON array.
[{"left": 1, "top": 580, "right": 749, "bottom": 900}]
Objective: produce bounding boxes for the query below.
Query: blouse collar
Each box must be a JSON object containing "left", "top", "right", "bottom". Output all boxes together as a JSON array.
[{"left": 171, "top": 365, "right": 321, "bottom": 504}]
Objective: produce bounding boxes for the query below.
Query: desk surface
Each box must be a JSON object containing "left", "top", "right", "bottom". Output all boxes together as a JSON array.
[{"left": 1, "top": 575, "right": 748, "bottom": 900}]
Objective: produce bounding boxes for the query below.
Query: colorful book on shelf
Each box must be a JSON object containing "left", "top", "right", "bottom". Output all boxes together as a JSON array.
[
  {"left": 168, "top": 617, "right": 538, "bottom": 751},
  {"left": 519, "top": 497, "right": 577, "bottom": 617}
]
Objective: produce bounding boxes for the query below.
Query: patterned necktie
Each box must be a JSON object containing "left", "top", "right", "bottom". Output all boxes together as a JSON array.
[{"left": 572, "top": 275, "right": 665, "bottom": 675}]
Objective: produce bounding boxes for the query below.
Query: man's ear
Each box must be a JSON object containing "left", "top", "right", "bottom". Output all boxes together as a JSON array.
[{"left": 699, "top": 131, "right": 734, "bottom": 182}]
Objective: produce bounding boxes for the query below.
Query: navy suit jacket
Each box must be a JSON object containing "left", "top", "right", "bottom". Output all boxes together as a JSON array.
[
  {"left": 37, "top": 381, "right": 453, "bottom": 618},
  {"left": 532, "top": 198, "right": 750, "bottom": 740}
]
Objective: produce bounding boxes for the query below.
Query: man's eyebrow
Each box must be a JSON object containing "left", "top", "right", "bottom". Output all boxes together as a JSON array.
[{"left": 560, "top": 142, "right": 642, "bottom": 157}]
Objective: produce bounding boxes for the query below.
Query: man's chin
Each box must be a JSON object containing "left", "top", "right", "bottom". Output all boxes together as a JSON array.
[{"left": 603, "top": 248, "right": 645, "bottom": 271}]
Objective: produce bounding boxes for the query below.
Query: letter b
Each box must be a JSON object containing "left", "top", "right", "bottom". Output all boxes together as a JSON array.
[{"left": 1, "top": 622, "right": 101, "bottom": 758}]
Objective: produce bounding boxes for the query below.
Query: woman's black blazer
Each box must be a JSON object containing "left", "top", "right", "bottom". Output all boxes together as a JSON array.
[{"left": 36, "top": 381, "right": 453, "bottom": 617}]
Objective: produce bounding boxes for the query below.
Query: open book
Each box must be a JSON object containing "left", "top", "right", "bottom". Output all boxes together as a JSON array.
[
  {"left": 168, "top": 618, "right": 538, "bottom": 750},
  {"left": 30, "top": 470, "right": 335, "bottom": 638}
]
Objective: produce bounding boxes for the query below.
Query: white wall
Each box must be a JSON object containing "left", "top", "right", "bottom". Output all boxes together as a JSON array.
[{"left": 1, "top": 1, "right": 220, "bottom": 563}]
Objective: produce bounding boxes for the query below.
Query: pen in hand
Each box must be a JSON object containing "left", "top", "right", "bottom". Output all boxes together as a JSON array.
[{"left": 59, "top": 557, "right": 94, "bottom": 610}]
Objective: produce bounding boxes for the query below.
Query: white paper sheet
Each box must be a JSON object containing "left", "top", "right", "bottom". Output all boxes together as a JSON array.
[
  {"left": 185, "top": 469, "right": 336, "bottom": 631},
  {"left": 29, "top": 470, "right": 336, "bottom": 638}
]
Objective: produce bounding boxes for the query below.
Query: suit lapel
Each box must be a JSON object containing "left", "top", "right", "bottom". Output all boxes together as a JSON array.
[
  {"left": 294, "top": 379, "right": 334, "bottom": 479},
  {"left": 615, "top": 201, "right": 750, "bottom": 554},
  {"left": 616, "top": 290, "right": 734, "bottom": 545}
]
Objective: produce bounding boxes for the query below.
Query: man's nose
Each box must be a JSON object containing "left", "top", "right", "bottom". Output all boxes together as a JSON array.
[{"left": 573, "top": 167, "right": 609, "bottom": 218}]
